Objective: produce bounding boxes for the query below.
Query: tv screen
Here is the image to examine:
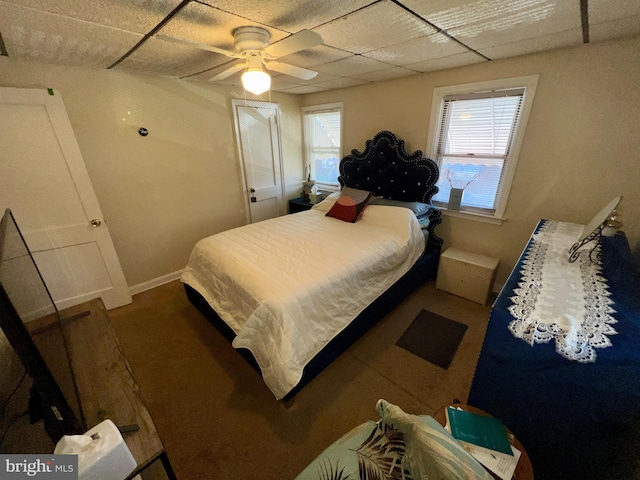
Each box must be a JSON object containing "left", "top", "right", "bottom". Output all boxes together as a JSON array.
[{"left": 0, "top": 209, "right": 84, "bottom": 451}]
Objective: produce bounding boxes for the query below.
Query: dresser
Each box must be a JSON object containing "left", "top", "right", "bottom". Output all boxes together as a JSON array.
[{"left": 468, "top": 220, "right": 640, "bottom": 479}]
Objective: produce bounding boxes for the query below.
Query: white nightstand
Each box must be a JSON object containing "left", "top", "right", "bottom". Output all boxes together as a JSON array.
[{"left": 436, "top": 248, "right": 499, "bottom": 306}]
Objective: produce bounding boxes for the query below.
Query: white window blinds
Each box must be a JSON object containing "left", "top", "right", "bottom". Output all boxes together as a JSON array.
[
  {"left": 434, "top": 89, "right": 524, "bottom": 213},
  {"left": 303, "top": 107, "right": 341, "bottom": 186}
]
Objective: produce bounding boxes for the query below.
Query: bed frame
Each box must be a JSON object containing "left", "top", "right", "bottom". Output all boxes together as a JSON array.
[{"left": 184, "top": 131, "right": 442, "bottom": 401}]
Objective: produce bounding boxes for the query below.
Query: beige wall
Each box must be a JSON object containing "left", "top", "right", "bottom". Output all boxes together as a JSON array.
[
  {"left": 302, "top": 36, "right": 640, "bottom": 284},
  {"left": 2, "top": 35, "right": 637, "bottom": 290},
  {"left": 0, "top": 58, "right": 303, "bottom": 287}
]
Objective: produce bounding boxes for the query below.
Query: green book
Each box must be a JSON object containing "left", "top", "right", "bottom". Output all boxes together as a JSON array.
[{"left": 446, "top": 407, "right": 513, "bottom": 455}]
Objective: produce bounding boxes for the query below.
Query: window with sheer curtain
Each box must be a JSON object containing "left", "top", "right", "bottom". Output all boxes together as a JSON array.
[
  {"left": 302, "top": 103, "right": 342, "bottom": 188},
  {"left": 428, "top": 76, "right": 538, "bottom": 220}
]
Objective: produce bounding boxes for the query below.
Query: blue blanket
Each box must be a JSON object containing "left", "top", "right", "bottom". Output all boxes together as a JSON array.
[{"left": 468, "top": 225, "right": 640, "bottom": 479}]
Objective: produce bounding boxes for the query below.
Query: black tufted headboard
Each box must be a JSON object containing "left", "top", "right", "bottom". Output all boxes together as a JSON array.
[{"left": 338, "top": 131, "right": 443, "bottom": 249}]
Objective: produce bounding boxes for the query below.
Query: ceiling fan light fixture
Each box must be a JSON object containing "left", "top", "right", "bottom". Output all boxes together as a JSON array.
[{"left": 242, "top": 68, "right": 271, "bottom": 95}]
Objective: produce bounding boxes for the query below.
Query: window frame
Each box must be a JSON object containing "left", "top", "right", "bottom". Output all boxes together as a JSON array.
[
  {"left": 301, "top": 102, "right": 343, "bottom": 190},
  {"left": 426, "top": 75, "right": 539, "bottom": 222}
]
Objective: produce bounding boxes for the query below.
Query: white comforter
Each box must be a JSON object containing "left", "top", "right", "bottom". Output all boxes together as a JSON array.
[{"left": 180, "top": 200, "right": 425, "bottom": 399}]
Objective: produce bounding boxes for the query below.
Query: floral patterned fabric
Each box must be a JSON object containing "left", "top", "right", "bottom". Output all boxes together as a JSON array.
[{"left": 295, "top": 400, "right": 492, "bottom": 480}]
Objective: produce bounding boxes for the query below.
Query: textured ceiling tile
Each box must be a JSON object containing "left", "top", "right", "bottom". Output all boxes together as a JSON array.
[
  {"left": 313, "top": 55, "right": 394, "bottom": 77},
  {"left": 0, "top": 2, "right": 142, "bottom": 67},
  {"left": 3, "top": 0, "right": 182, "bottom": 34},
  {"left": 312, "top": 77, "right": 369, "bottom": 90},
  {"left": 363, "top": 32, "right": 469, "bottom": 65},
  {"left": 269, "top": 75, "right": 306, "bottom": 89},
  {"left": 589, "top": 17, "right": 640, "bottom": 43},
  {"left": 588, "top": 0, "right": 640, "bottom": 24},
  {"left": 158, "top": 2, "right": 288, "bottom": 50},
  {"left": 403, "top": 0, "right": 579, "bottom": 50},
  {"left": 352, "top": 66, "right": 419, "bottom": 82},
  {"left": 304, "top": 72, "right": 342, "bottom": 85},
  {"left": 275, "top": 45, "right": 352, "bottom": 68},
  {"left": 185, "top": 59, "right": 243, "bottom": 82},
  {"left": 313, "top": 0, "right": 438, "bottom": 54},
  {"left": 115, "top": 36, "right": 231, "bottom": 77},
  {"left": 478, "top": 28, "right": 582, "bottom": 59},
  {"left": 279, "top": 85, "right": 331, "bottom": 94},
  {"left": 406, "top": 51, "right": 486, "bottom": 73},
  {"left": 198, "top": 0, "right": 374, "bottom": 32}
]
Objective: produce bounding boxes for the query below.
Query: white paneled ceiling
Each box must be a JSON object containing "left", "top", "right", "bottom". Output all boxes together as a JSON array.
[{"left": 1, "top": 0, "right": 639, "bottom": 94}]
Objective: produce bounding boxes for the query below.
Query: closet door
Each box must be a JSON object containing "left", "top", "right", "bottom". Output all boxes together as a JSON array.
[{"left": 0, "top": 87, "right": 131, "bottom": 310}]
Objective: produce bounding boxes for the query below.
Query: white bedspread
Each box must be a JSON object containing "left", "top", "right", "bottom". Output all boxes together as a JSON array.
[{"left": 180, "top": 203, "right": 425, "bottom": 399}]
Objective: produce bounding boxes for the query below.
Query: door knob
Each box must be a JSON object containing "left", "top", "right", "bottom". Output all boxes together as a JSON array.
[{"left": 90, "top": 219, "right": 102, "bottom": 227}]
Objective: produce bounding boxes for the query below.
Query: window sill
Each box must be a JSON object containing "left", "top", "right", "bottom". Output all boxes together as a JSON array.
[{"left": 440, "top": 208, "right": 505, "bottom": 225}]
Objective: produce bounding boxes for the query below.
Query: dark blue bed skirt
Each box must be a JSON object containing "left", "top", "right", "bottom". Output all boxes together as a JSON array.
[{"left": 468, "top": 224, "right": 640, "bottom": 479}]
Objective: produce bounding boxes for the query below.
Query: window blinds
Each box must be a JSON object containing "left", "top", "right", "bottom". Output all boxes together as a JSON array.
[
  {"left": 434, "top": 88, "right": 524, "bottom": 212},
  {"left": 304, "top": 109, "right": 341, "bottom": 185}
]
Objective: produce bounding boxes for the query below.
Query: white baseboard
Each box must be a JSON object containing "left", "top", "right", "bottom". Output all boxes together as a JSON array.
[{"left": 129, "top": 269, "right": 185, "bottom": 296}]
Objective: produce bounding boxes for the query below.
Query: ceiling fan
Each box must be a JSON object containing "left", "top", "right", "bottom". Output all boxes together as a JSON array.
[{"left": 157, "top": 27, "right": 323, "bottom": 94}]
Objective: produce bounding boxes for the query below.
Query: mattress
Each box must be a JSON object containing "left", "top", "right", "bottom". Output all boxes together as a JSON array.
[{"left": 181, "top": 202, "right": 425, "bottom": 399}]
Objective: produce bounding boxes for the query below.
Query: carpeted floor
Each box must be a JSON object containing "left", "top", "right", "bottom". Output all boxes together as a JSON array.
[{"left": 108, "top": 279, "right": 493, "bottom": 480}]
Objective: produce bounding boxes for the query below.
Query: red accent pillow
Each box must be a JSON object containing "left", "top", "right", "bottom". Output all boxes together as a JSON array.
[{"left": 325, "top": 187, "right": 374, "bottom": 223}]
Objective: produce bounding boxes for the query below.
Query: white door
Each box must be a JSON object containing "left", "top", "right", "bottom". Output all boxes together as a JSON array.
[
  {"left": 232, "top": 100, "right": 284, "bottom": 223},
  {"left": 0, "top": 87, "right": 131, "bottom": 310}
]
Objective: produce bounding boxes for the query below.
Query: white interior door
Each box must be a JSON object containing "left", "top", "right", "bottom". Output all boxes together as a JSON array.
[
  {"left": 0, "top": 87, "right": 131, "bottom": 310},
  {"left": 232, "top": 100, "right": 284, "bottom": 223}
]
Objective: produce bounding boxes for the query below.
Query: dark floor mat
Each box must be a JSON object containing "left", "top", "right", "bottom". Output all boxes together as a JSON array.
[{"left": 396, "top": 310, "right": 468, "bottom": 369}]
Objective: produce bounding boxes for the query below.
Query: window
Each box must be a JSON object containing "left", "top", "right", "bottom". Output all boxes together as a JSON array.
[
  {"left": 302, "top": 103, "right": 342, "bottom": 188},
  {"left": 427, "top": 76, "right": 538, "bottom": 220}
]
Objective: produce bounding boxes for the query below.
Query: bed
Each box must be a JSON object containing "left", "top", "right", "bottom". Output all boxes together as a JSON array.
[
  {"left": 181, "top": 131, "right": 442, "bottom": 401},
  {"left": 468, "top": 220, "right": 640, "bottom": 478}
]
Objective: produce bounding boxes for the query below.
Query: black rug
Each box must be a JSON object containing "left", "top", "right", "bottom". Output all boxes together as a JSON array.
[{"left": 396, "top": 310, "right": 468, "bottom": 370}]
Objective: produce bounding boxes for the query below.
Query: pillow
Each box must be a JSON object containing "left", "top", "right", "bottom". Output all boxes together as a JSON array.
[
  {"left": 294, "top": 400, "right": 492, "bottom": 480},
  {"left": 368, "top": 197, "right": 432, "bottom": 217},
  {"left": 325, "top": 187, "right": 374, "bottom": 223},
  {"left": 311, "top": 191, "right": 340, "bottom": 213}
]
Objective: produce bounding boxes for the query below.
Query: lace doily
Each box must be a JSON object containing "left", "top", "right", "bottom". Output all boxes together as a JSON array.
[{"left": 507, "top": 220, "right": 617, "bottom": 362}]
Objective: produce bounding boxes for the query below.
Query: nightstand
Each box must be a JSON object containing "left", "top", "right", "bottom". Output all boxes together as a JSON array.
[{"left": 288, "top": 197, "right": 313, "bottom": 214}]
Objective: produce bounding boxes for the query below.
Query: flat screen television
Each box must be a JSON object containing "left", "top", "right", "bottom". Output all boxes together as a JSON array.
[{"left": 0, "top": 208, "right": 84, "bottom": 450}]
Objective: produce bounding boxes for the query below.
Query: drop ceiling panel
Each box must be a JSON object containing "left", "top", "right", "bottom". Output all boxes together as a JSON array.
[
  {"left": 0, "top": 2, "right": 142, "bottom": 67},
  {"left": 274, "top": 45, "right": 352, "bottom": 68},
  {"left": 280, "top": 85, "right": 330, "bottom": 94},
  {"left": 269, "top": 76, "right": 307, "bottom": 90},
  {"left": 589, "top": 16, "right": 640, "bottom": 43},
  {"left": 352, "top": 66, "right": 419, "bottom": 82},
  {"left": 1, "top": 0, "right": 638, "bottom": 95},
  {"left": 478, "top": 28, "right": 582, "bottom": 59},
  {"left": 115, "top": 36, "right": 231, "bottom": 77},
  {"left": 313, "top": 55, "right": 398, "bottom": 77},
  {"left": 312, "top": 77, "right": 369, "bottom": 90},
  {"left": 363, "top": 33, "right": 470, "bottom": 66},
  {"left": 184, "top": 60, "right": 242, "bottom": 82},
  {"left": 313, "top": 0, "right": 439, "bottom": 54},
  {"left": 402, "top": 0, "right": 580, "bottom": 50},
  {"left": 198, "top": 0, "right": 374, "bottom": 32},
  {"left": 156, "top": 1, "right": 288, "bottom": 49},
  {"left": 2, "top": 0, "right": 182, "bottom": 34},
  {"left": 588, "top": 0, "right": 640, "bottom": 24},
  {"left": 406, "top": 51, "right": 486, "bottom": 73}
]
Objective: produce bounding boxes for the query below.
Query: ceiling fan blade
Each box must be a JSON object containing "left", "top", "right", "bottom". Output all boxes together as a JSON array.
[
  {"left": 156, "top": 34, "right": 241, "bottom": 58},
  {"left": 264, "top": 30, "right": 323, "bottom": 58},
  {"left": 208, "top": 62, "right": 246, "bottom": 82},
  {"left": 265, "top": 62, "right": 318, "bottom": 80}
]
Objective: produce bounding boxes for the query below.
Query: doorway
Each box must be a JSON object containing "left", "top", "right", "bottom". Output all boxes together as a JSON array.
[
  {"left": 0, "top": 87, "right": 131, "bottom": 310},
  {"left": 232, "top": 99, "right": 285, "bottom": 223}
]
